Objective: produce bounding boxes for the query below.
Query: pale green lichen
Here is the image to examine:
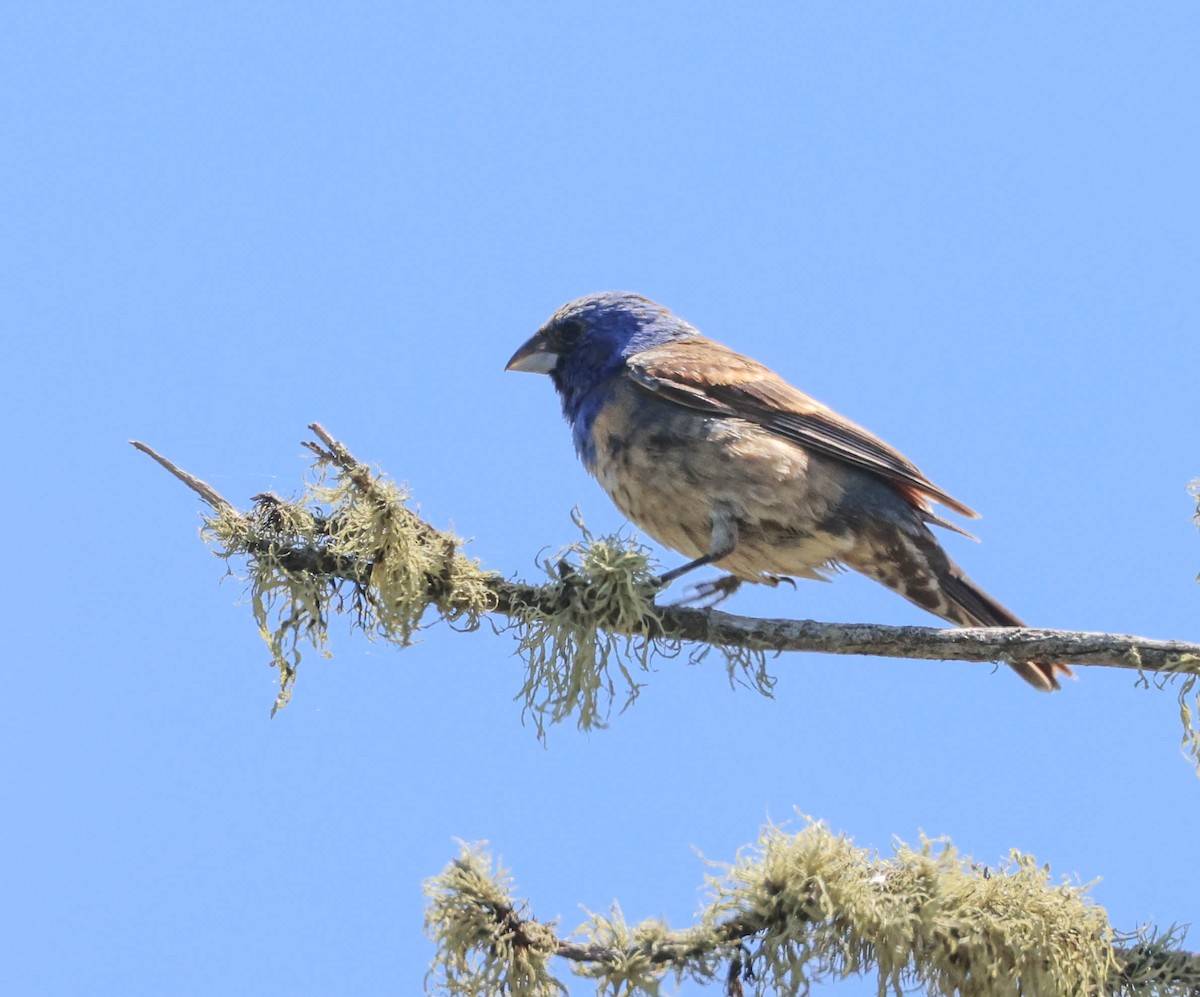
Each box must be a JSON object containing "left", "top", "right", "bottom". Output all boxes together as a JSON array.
[
  {"left": 201, "top": 458, "right": 496, "bottom": 715},
  {"left": 424, "top": 843, "right": 565, "bottom": 997},
  {"left": 508, "top": 515, "right": 777, "bottom": 740},
  {"left": 202, "top": 500, "right": 330, "bottom": 713},
  {"left": 510, "top": 514, "right": 669, "bottom": 739},
  {"left": 1177, "top": 672, "right": 1200, "bottom": 777},
  {"left": 1129, "top": 481, "right": 1200, "bottom": 777},
  {"left": 705, "top": 819, "right": 1115, "bottom": 997},
  {"left": 690, "top": 640, "right": 776, "bottom": 701},
  {"left": 570, "top": 907, "right": 684, "bottom": 997},
  {"left": 302, "top": 470, "right": 495, "bottom": 642}
]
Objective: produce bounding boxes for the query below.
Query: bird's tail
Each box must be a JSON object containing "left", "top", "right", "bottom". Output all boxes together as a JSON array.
[
  {"left": 933, "top": 568, "right": 1073, "bottom": 691},
  {"left": 846, "top": 522, "right": 1074, "bottom": 692}
]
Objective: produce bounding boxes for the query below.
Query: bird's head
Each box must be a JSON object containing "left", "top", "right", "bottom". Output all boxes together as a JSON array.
[
  {"left": 506, "top": 291, "right": 697, "bottom": 403},
  {"left": 507, "top": 291, "right": 699, "bottom": 463}
]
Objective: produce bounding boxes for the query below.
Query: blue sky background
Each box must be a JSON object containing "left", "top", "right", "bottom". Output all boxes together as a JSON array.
[{"left": 5, "top": 4, "right": 1199, "bottom": 995}]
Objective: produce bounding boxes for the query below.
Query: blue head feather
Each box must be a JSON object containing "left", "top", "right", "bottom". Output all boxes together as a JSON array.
[{"left": 538, "top": 292, "right": 699, "bottom": 464}]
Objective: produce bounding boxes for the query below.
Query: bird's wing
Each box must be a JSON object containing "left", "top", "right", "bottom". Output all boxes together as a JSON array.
[{"left": 627, "top": 338, "right": 979, "bottom": 520}]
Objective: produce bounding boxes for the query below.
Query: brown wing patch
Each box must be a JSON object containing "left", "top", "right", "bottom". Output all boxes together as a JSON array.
[{"left": 629, "top": 338, "right": 979, "bottom": 519}]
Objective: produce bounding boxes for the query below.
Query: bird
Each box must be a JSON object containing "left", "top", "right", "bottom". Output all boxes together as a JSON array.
[{"left": 506, "top": 291, "right": 1072, "bottom": 691}]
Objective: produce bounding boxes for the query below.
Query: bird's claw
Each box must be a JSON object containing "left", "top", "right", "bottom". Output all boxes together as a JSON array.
[{"left": 668, "top": 574, "right": 743, "bottom": 608}]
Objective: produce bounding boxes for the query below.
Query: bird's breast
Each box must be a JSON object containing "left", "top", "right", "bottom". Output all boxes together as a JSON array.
[{"left": 585, "top": 381, "right": 857, "bottom": 577}]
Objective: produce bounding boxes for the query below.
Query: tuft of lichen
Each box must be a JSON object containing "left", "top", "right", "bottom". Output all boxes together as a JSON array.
[
  {"left": 571, "top": 908, "right": 660, "bottom": 997},
  {"left": 1173, "top": 671, "right": 1200, "bottom": 777},
  {"left": 570, "top": 906, "right": 720, "bottom": 997},
  {"left": 690, "top": 640, "right": 776, "bottom": 702},
  {"left": 510, "top": 513, "right": 669, "bottom": 740},
  {"left": 201, "top": 456, "right": 496, "bottom": 714},
  {"left": 424, "top": 842, "right": 566, "bottom": 997},
  {"left": 705, "top": 818, "right": 1115, "bottom": 997}
]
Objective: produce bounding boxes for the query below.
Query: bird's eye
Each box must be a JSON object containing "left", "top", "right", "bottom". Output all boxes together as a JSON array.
[{"left": 557, "top": 320, "right": 584, "bottom": 348}]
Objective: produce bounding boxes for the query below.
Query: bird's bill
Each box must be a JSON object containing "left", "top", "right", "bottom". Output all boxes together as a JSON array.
[{"left": 505, "top": 332, "right": 558, "bottom": 374}]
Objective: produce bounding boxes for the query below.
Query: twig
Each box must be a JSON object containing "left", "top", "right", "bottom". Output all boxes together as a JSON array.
[{"left": 129, "top": 440, "right": 236, "bottom": 514}]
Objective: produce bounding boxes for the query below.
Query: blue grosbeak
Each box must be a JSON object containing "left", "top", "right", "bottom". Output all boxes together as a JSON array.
[{"left": 507, "top": 291, "right": 1071, "bottom": 691}]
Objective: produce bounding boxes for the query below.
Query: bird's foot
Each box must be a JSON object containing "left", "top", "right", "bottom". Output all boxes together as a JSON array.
[
  {"left": 760, "top": 574, "right": 796, "bottom": 590},
  {"left": 668, "top": 574, "right": 744, "bottom": 608}
]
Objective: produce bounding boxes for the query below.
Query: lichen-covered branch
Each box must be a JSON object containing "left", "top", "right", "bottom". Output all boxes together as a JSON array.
[
  {"left": 422, "top": 821, "right": 1200, "bottom": 997},
  {"left": 130, "top": 427, "right": 1200, "bottom": 754}
]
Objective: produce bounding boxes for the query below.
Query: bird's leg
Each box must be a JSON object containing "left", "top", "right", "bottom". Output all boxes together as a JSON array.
[{"left": 657, "top": 504, "right": 738, "bottom": 586}]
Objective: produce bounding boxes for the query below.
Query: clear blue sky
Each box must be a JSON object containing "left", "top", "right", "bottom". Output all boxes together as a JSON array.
[{"left": 5, "top": 5, "right": 1199, "bottom": 995}]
